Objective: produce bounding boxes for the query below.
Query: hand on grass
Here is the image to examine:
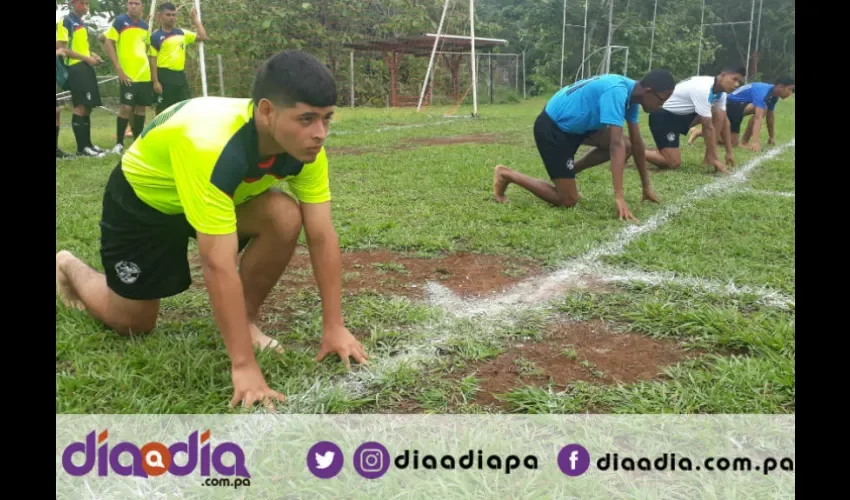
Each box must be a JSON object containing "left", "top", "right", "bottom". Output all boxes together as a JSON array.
[
  {"left": 230, "top": 361, "right": 285, "bottom": 410},
  {"left": 709, "top": 158, "right": 729, "bottom": 174},
  {"left": 615, "top": 197, "right": 638, "bottom": 222},
  {"left": 642, "top": 187, "right": 660, "bottom": 204},
  {"left": 316, "top": 325, "right": 369, "bottom": 369}
]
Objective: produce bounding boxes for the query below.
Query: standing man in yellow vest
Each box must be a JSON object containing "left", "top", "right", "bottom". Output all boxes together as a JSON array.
[
  {"left": 56, "top": 0, "right": 107, "bottom": 158},
  {"left": 150, "top": 3, "right": 208, "bottom": 115},
  {"left": 104, "top": 0, "right": 155, "bottom": 155}
]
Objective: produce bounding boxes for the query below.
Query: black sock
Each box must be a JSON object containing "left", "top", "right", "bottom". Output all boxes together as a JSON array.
[
  {"left": 72, "top": 115, "right": 86, "bottom": 152},
  {"left": 56, "top": 126, "right": 60, "bottom": 150},
  {"left": 117, "top": 117, "right": 129, "bottom": 146},
  {"left": 83, "top": 115, "right": 93, "bottom": 148},
  {"left": 131, "top": 114, "right": 146, "bottom": 138}
]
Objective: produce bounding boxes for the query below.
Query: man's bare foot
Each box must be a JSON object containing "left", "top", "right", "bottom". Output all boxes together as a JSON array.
[
  {"left": 493, "top": 165, "right": 511, "bottom": 203},
  {"left": 250, "top": 323, "right": 284, "bottom": 354},
  {"left": 56, "top": 250, "right": 84, "bottom": 310},
  {"left": 687, "top": 127, "right": 700, "bottom": 145}
]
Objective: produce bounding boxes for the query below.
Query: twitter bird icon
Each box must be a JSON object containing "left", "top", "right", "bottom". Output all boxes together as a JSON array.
[
  {"left": 307, "top": 442, "right": 344, "bottom": 479},
  {"left": 316, "top": 451, "right": 336, "bottom": 469}
]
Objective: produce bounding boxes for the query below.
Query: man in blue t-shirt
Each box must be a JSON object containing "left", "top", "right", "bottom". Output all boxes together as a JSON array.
[
  {"left": 493, "top": 69, "right": 675, "bottom": 222},
  {"left": 687, "top": 76, "right": 794, "bottom": 152}
]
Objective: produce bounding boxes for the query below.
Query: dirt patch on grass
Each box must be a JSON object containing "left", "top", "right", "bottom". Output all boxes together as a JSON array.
[
  {"left": 404, "top": 133, "right": 505, "bottom": 147},
  {"left": 189, "top": 248, "right": 544, "bottom": 301},
  {"left": 461, "top": 320, "right": 700, "bottom": 409},
  {"left": 327, "top": 146, "right": 367, "bottom": 156}
]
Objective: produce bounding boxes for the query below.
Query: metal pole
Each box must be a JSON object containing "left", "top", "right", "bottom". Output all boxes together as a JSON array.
[
  {"left": 754, "top": 0, "right": 763, "bottom": 75},
  {"left": 217, "top": 54, "right": 224, "bottom": 96},
  {"left": 581, "top": 0, "right": 588, "bottom": 79},
  {"left": 470, "top": 0, "right": 478, "bottom": 116},
  {"left": 349, "top": 51, "right": 355, "bottom": 107},
  {"left": 194, "top": 0, "right": 207, "bottom": 96},
  {"left": 745, "top": 0, "right": 755, "bottom": 82},
  {"left": 488, "top": 53, "right": 493, "bottom": 104},
  {"left": 560, "top": 0, "right": 567, "bottom": 87},
  {"left": 648, "top": 0, "right": 658, "bottom": 72},
  {"left": 515, "top": 53, "right": 518, "bottom": 91},
  {"left": 418, "top": 0, "right": 450, "bottom": 111},
  {"left": 605, "top": 0, "right": 614, "bottom": 74},
  {"left": 522, "top": 50, "right": 526, "bottom": 98},
  {"left": 623, "top": 47, "right": 629, "bottom": 77},
  {"left": 697, "top": 0, "right": 706, "bottom": 75}
]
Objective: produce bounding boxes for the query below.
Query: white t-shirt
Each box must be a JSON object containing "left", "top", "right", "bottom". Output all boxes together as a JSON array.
[{"left": 662, "top": 76, "right": 727, "bottom": 117}]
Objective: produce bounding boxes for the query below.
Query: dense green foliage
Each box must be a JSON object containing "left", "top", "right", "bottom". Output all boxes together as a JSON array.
[{"left": 62, "top": 0, "right": 795, "bottom": 106}]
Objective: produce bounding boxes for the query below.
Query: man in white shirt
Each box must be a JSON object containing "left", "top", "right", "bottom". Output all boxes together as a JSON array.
[{"left": 644, "top": 66, "right": 744, "bottom": 174}]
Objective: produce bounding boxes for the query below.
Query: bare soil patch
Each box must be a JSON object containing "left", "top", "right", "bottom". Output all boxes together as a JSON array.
[
  {"left": 460, "top": 320, "right": 701, "bottom": 409},
  {"left": 403, "top": 133, "right": 504, "bottom": 147}
]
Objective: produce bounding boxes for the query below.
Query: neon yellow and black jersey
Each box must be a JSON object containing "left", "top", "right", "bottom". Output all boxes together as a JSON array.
[
  {"left": 56, "top": 13, "right": 91, "bottom": 66},
  {"left": 149, "top": 28, "right": 197, "bottom": 72},
  {"left": 120, "top": 97, "right": 332, "bottom": 235},
  {"left": 104, "top": 14, "right": 151, "bottom": 82}
]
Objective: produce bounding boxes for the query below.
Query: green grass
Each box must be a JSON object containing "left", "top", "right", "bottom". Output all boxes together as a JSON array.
[
  {"left": 602, "top": 192, "right": 795, "bottom": 294},
  {"left": 56, "top": 95, "right": 795, "bottom": 414}
]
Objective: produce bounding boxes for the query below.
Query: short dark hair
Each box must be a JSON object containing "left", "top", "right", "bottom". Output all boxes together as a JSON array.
[
  {"left": 775, "top": 75, "right": 795, "bottom": 86},
  {"left": 719, "top": 64, "right": 746, "bottom": 76},
  {"left": 640, "top": 68, "right": 676, "bottom": 93},
  {"left": 159, "top": 2, "right": 176, "bottom": 12},
  {"left": 251, "top": 50, "right": 337, "bottom": 108}
]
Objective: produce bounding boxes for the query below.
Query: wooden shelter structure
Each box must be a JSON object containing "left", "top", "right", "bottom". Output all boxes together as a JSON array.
[{"left": 343, "top": 34, "right": 507, "bottom": 107}]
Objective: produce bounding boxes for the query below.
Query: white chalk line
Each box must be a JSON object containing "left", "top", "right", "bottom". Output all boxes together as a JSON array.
[
  {"left": 425, "top": 139, "right": 795, "bottom": 317},
  {"left": 735, "top": 187, "right": 795, "bottom": 198},
  {"left": 279, "top": 139, "right": 795, "bottom": 410}
]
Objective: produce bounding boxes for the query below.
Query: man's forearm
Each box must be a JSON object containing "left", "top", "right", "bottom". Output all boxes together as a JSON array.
[
  {"left": 703, "top": 124, "right": 718, "bottom": 161},
  {"left": 202, "top": 263, "right": 256, "bottom": 368},
  {"left": 150, "top": 57, "right": 159, "bottom": 83},
  {"left": 632, "top": 138, "right": 650, "bottom": 189},
  {"left": 307, "top": 231, "right": 345, "bottom": 328},
  {"left": 723, "top": 117, "right": 733, "bottom": 154},
  {"left": 766, "top": 112, "right": 775, "bottom": 141},
  {"left": 57, "top": 42, "right": 86, "bottom": 62},
  {"left": 105, "top": 41, "right": 122, "bottom": 72},
  {"left": 610, "top": 140, "right": 627, "bottom": 199}
]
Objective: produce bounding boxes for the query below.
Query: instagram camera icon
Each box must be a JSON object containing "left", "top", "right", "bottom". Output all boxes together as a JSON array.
[
  {"left": 353, "top": 442, "right": 390, "bottom": 479},
  {"left": 361, "top": 449, "right": 383, "bottom": 472}
]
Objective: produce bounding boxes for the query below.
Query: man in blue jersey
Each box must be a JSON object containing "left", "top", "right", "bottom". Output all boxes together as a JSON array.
[
  {"left": 688, "top": 76, "right": 794, "bottom": 152},
  {"left": 493, "top": 69, "right": 676, "bottom": 222}
]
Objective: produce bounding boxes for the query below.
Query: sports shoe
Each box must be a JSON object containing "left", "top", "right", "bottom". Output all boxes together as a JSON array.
[{"left": 77, "top": 146, "right": 105, "bottom": 158}]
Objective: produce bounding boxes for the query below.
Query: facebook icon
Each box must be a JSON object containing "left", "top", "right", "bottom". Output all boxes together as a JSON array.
[{"left": 558, "top": 444, "right": 591, "bottom": 476}]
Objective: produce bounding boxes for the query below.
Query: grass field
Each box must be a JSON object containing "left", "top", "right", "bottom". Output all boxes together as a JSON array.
[{"left": 56, "top": 94, "right": 795, "bottom": 415}]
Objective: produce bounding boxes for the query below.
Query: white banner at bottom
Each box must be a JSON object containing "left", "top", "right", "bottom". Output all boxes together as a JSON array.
[{"left": 56, "top": 414, "right": 794, "bottom": 499}]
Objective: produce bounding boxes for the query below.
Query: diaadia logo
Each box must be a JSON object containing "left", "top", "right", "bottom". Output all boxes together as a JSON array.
[{"left": 61, "top": 430, "right": 251, "bottom": 479}]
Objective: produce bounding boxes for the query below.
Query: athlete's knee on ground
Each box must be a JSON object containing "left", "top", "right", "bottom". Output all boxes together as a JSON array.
[
  {"left": 104, "top": 292, "right": 159, "bottom": 336},
  {"left": 553, "top": 179, "right": 579, "bottom": 207},
  {"left": 659, "top": 149, "right": 682, "bottom": 169}
]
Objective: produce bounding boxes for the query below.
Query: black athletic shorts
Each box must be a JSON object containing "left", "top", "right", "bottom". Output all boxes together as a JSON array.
[
  {"left": 648, "top": 109, "right": 698, "bottom": 150},
  {"left": 156, "top": 69, "right": 192, "bottom": 113},
  {"left": 119, "top": 81, "right": 155, "bottom": 106},
  {"left": 99, "top": 163, "right": 251, "bottom": 300},
  {"left": 67, "top": 62, "right": 102, "bottom": 108},
  {"left": 726, "top": 100, "right": 748, "bottom": 134},
  {"left": 534, "top": 110, "right": 592, "bottom": 180}
]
